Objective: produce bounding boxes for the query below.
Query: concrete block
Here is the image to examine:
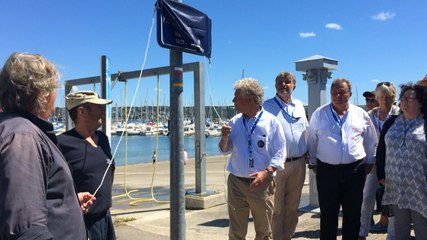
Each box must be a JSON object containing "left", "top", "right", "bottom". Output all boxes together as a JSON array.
[{"left": 185, "top": 191, "right": 226, "bottom": 209}]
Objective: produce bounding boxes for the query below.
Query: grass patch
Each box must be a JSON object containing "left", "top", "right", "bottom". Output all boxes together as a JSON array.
[{"left": 113, "top": 217, "right": 136, "bottom": 226}]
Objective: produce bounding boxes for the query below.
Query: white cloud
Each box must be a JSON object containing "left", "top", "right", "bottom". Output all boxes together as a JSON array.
[
  {"left": 325, "top": 23, "right": 343, "bottom": 30},
  {"left": 70, "top": 86, "right": 79, "bottom": 93},
  {"left": 372, "top": 11, "right": 396, "bottom": 21},
  {"left": 299, "top": 32, "right": 316, "bottom": 38},
  {"left": 371, "top": 79, "right": 380, "bottom": 82}
]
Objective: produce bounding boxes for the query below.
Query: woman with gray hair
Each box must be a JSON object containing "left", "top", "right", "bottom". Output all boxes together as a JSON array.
[
  {"left": 0, "top": 52, "right": 90, "bottom": 239},
  {"left": 359, "top": 82, "right": 400, "bottom": 239}
]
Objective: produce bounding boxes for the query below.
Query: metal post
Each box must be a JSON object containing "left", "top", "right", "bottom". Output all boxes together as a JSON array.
[
  {"left": 295, "top": 55, "right": 338, "bottom": 208},
  {"left": 100, "top": 56, "right": 112, "bottom": 140},
  {"left": 65, "top": 84, "right": 73, "bottom": 131},
  {"left": 170, "top": 46, "right": 186, "bottom": 239},
  {"left": 306, "top": 69, "right": 327, "bottom": 207},
  {"left": 194, "top": 62, "right": 206, "bottom": 193}
]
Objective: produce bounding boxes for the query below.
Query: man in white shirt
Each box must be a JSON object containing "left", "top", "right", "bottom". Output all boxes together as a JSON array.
[
  {"left": 263, "top": 72, "right": 308, "bottom": 240},
  {"left": 220, "top": 78, "right": 286, "bottom": 240},
  {"left": 307, "top": 78, "right": 377, "bottom": 240}
]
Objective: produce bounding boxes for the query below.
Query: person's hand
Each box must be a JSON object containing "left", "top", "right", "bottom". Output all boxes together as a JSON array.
[
  {"left": 308, "top": 164, "right": 317, "bottom": 175},
  {"left": 221, "top": 123, "right": 231, "bottom": 138},
  {"left": 379, "top": 178, "right": 385, "bottom": 186},
  {"left": 78, "top": 192, "right": 96, "bottom": 214},
  {"left": 220, "top": 123, "right": 232, "bottom": 151},
  {"left": 365, "top": 164, "right": 374, "bottom": 175},
  {"left": 249, "top": 169, "right": 270, "bottom": 190}
]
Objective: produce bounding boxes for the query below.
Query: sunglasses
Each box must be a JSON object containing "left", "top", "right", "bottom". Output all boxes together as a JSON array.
[
  {"left": 365, "top": 98, "right": 377, "bottom": 103},
  {"left": 376, "top": 82, "right": 392, "bottom": 88}
]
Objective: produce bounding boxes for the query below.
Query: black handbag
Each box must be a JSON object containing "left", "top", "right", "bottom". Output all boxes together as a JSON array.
[
  {"left": 381, "top": 203, "right": 394, "bottom": 217},
  {"left": 377, "top": 186, "right": 394, "bottom": 217}
]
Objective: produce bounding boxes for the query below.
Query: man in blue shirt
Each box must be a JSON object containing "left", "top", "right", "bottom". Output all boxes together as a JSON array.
[
  {"left": 220, "top": 78, "right": 286, "bottom": 240},
  {"left": 263, "top": 72, "right": 308, "bottom": 240}
]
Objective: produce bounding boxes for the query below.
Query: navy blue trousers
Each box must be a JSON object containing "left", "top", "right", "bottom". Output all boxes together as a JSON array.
[
  {"left": 316, "top": 160, "right": 365, "bottom": 240},
  {"left": 85, "top": 210, "right": 116, "bottom": 240}
]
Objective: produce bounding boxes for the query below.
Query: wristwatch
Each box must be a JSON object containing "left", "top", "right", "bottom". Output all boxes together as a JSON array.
[{"left": 265, "top": 168, "right": 274, "bottom": 177}]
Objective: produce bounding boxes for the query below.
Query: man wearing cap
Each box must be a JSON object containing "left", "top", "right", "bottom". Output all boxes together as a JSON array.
[
  {"left": 363, "top": 91, "right": 379, "bottom": 111},
  {"left": 58, "top": 90, "right": 116, "bottom": 240}
]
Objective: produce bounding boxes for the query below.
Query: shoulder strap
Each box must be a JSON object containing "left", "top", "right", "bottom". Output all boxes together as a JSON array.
[
  {"left": 424, "top": 115, "right": 427, "bottom": 139},
  {"left": 376, "top": 114, "right": 398, "bottom": 181},
  {"left": 381, "top": 115, "right": 398, "bottom": 136}
]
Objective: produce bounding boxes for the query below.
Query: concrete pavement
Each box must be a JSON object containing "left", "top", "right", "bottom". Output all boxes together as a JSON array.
[{"left": 111, "top": 156, "right": 390, "bottom": 239}]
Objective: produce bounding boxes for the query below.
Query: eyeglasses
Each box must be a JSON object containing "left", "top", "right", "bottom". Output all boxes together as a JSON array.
[
  {"left": 81, "top": 103, "right": 105, "bottom": 111},
  {"left": 331, "top": 91, "right": 350, "bottom": 96},
  {"left": 376, "top": 82, "right": 392, "bottom": 88},
  {"left": 400, "top": 96, "right": 417, "bottom": 103},
  {"left": 365, "top": 98, "right": 377, "bottom": 103},
  {"left": 232, "top": 95, "right": 252, "bottom": 103}
]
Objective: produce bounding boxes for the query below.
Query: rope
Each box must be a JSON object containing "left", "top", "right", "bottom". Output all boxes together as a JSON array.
[
  {"left": 204, "top": 57, "right": 224, "bottom": 123},
  {"left": 204, "top": 57, "right": 230, "bottom": 214},
  {"left": 112, "top": 80, "right": 140, "bottom": 199},
  {"left": 95, "top": 9, "right": 167, "bottom": 206},
  {"left": 129, "top": 74, "right": 169, "bottom": 205}
]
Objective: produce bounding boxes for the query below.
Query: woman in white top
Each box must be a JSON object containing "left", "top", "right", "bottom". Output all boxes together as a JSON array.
[{"left": 359, "top": 82, "right": 399, "bottom": 239}]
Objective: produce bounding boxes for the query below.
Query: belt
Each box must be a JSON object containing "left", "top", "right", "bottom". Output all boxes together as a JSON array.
[
  {"left": 317, "top": 159, "right": 363, "bottom": 168},
  {"left": 234, "top": 175, "right": 255, "bottom": 184},
  {"left": 285, "top": 154, "right": 306, "bottom": 162}
]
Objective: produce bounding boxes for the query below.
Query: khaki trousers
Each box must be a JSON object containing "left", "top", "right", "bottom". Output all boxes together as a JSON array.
[
  {"left": 272, "top": 158, "right": 306, "bottom": 240},
  {"left": 227, "top": 174, "right": 275, "bottom": 240}
]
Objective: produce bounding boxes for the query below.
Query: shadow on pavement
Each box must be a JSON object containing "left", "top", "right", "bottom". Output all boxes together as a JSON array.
[{"left": 198, "top": 217, "right": 253, "bottom": 228}]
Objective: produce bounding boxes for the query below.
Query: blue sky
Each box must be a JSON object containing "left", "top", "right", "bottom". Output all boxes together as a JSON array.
[{"left": 1, "top": 0, "right": 426, "bottom": 108}]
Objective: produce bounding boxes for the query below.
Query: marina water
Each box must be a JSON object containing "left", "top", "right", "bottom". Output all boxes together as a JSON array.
[{"left": 111, "top": 135, "right": 222, "bottom": 166}]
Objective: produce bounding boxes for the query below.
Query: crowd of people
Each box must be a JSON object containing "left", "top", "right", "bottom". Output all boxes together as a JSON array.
[
  {"left": 220, "top": 74, "right": 426, "bottom": 240},
  {"left": 0, "top": 51, "right": 425, "bottom": 240}
]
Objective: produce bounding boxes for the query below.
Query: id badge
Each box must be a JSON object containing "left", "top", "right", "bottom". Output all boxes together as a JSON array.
[{"left": 249, "top": 157, "right": 254, "bottom": 168}]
